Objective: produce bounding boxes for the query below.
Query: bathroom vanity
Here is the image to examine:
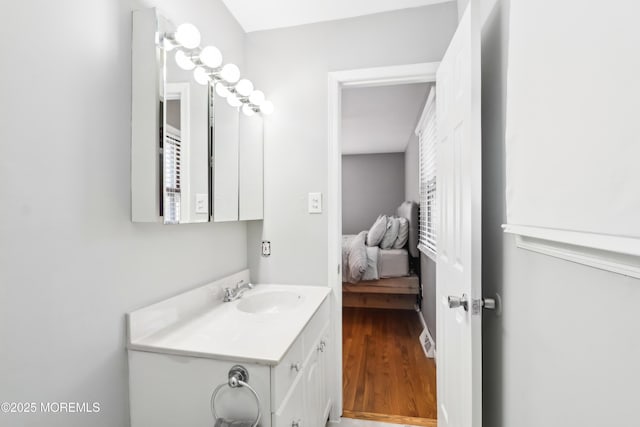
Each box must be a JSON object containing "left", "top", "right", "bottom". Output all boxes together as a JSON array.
[{"left": 127, "top": 270, "right": 332, "bottom": 427}]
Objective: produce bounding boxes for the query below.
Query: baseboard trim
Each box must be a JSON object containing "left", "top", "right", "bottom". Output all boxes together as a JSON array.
[{"left": 343, "top": 410, "right": 437, "bottom": 427}]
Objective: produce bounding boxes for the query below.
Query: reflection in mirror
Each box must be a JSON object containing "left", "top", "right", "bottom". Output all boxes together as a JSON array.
[
  {"left": 162, "top": 24, "right": 210, "bottom": 224},
  {"left": 131, "top": 8, "right": 267, "bottom": 224},
  {"left": 162, "top": 86, "right": 186, "bottom": 223}
]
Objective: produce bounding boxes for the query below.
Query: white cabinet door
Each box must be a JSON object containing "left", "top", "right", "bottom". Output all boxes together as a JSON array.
[
  {"left": 318, "top": 328, "right": 331, "bottom": 421},
  {"left": 273, "top": 376, "right": 304, "bottom": 427},
  {"left": 303, "top": 340, "right": 322, "bottom": 427},
  {"left": 435, "top": 3, "right": 483, "bottom": 427},
  {"left": 303, "top": 325, "right": 331, "bottom": 427}
]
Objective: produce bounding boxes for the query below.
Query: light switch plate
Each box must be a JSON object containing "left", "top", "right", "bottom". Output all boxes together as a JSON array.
[
  {"left": 308, "top": 192, "right": 322, "bottom": 214},
  {"left": 195, "top": 193, "right": 208, "bottom": 214}
]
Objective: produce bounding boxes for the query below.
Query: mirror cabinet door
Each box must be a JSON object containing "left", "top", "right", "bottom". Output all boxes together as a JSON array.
[
  {"left": 131, "top": 8, "right": 163, "bottom": 223},
  {"left": 162, "top": 22, "right": 210, "bottom": 224},
  {"left": 212, "top": 95, "right": 240, "bottom": 222},
  {"left": 239, "top": 115, "right": 264, "bottom": 221}
]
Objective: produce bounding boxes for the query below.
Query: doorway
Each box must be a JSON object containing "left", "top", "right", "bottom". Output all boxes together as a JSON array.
[{"left": 327, "top": 63, "right": 439, "bottom": 425}]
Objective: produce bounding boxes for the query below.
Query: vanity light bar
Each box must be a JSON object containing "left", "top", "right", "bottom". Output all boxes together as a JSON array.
[{"left": 161, "top": 23, "right": 274, "bottom": 116}]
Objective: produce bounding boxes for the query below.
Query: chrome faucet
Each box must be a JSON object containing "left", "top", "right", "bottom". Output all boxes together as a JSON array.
[{"left": 223, "top": 280, "right": 254, "bottom": 302}]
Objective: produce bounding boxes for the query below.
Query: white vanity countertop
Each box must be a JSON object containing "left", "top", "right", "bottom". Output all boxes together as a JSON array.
[{"left": 127, "top": 273, "right": 331, "bottom": 365}]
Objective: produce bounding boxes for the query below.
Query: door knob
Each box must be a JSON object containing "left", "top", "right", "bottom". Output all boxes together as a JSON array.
[{"left": 448, "top": 294, "right": 468, "bottom": 311}]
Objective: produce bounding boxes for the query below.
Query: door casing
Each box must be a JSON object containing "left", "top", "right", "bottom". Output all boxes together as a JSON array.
[{"left": 327, "top": 62, "right": 440, "bottom": 420}]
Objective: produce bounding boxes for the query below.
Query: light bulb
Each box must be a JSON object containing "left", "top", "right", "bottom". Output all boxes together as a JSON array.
[
  {"left": 260, "top": 100, "right": 274, "bottom": 115},
  {"left": 199, "top": 46, "right": 222, "bottom": 68},
  {"left": 227, "top": 93, "right": 242, "bottom": 108},
  {"left": 175, "top": 23, "right": 200, "bottom": 49},
  {"left": 242, "top": 104, "right": 256, "bottom": 117},
  {"left": 215, "top": 83, "right": 230, "bottom": 98},
  {"left": 220, "top": 63, "right": 240, "bottom": 84},
  {"left": 175, "top": 50, "right": 195, "bottom": 70},
  {"left": 235, "top": 79, "right": 254, "bottom": 97},
  {"left": 193, "top": 67, "right": 209, "bottom": 85},
  {"left": 248, "top": 90, "right": 265, "bottom": 106}
]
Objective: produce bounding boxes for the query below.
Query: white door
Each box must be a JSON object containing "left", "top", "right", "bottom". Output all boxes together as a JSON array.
[{"left": 435, "top": 3, "right": 482, "bottom": 427}]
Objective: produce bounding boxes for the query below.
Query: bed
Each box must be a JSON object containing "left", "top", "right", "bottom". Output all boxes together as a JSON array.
[{"left": 342, "top": 201, "right": 420, "bottom": 310}]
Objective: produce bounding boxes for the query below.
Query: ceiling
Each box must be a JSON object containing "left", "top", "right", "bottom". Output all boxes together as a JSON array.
[
  {"left": 221, "top": 0, "right": 454, "bottom": 32},
  {"left": 341, "top": 83, "right": 432, "bottom": 155}
]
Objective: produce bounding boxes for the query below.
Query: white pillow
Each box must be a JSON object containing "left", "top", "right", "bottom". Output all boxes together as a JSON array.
[
  {"left": 366, "top": 215, "right": 388, "bottom": 247},
  {"left": 380, "top": 217, "right": 400, "bottom": 249},
  {"left": 393, "top": 217, "right": 409, "bottom": 249}
]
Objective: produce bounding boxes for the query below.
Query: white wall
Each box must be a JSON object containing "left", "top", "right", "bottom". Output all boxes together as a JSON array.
[
  {"left": 480, "top": 1, "right": 640, "bottom": 426},
  {"left": 0, "top": 1, "right": 247, "bottom": 426},
  {"left": 246, "top": 2, "right": 459, "bottom": 285},
  {"left": 505, "top": 1, "right": 640, "bottom": 240},
  {"left": 341, "top": 83, "right": 431, "bottom": 155}
]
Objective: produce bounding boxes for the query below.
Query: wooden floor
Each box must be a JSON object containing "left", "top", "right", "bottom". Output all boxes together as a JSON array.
[{"left": 342, "top": 307, "right": 437, "bottom": 425}]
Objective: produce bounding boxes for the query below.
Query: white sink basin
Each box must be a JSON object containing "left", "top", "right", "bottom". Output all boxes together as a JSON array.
[{"left": 237, "top": 291, "right": 304, "bottom": 314}]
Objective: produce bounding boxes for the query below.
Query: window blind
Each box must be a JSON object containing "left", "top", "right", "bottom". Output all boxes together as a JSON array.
[
  {"left": 418, "top": 89, "right": 437, "bottom": 258},
  {"left": 164, "top": 125, "right": 182, "bottom": 224}
]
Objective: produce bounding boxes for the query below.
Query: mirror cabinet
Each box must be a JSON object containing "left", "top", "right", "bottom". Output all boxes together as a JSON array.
[{"left": 131, "top": 8, "right": 264, "bottom": 224}]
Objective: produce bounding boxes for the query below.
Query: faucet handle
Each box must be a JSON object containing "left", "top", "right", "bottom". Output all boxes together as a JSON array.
[{"left": 235, "top": 279, "right": 245, "bottom": 288}]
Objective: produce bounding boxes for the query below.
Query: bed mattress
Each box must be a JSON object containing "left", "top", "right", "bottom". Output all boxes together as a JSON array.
[{"left": 379, "top": 248, "right": 409, "bottom": 278}]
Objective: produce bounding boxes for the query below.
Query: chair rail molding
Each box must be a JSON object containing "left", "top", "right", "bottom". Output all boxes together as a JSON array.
[{"left": 503, "top": 224, "right": 640, "bottom": 279}]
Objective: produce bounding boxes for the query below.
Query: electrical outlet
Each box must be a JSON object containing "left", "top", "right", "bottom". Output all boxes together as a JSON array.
[{"left": 261, "top": 241, "right": 271, "bottom": 257}]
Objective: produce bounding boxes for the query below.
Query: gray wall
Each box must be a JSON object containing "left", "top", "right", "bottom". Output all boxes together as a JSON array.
[
  {"left": 420, "top": 253, "right": 437, "bottom": 340},
  {"left": 480, "top": 1, "right": 640, "bottom": 426},
  {"left": 0, "top": 1, "right": 247, "bottom": 426},
  {"left": 341, "top": 153, "right": 405, "bottom": 234},
  {"left": 246, "top": 2, "right": 459, "bottom": 285}
]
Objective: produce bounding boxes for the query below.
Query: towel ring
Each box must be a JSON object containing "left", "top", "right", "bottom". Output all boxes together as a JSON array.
[{"left": 211, "top": 365, "right": 261, "bottom": 427}]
